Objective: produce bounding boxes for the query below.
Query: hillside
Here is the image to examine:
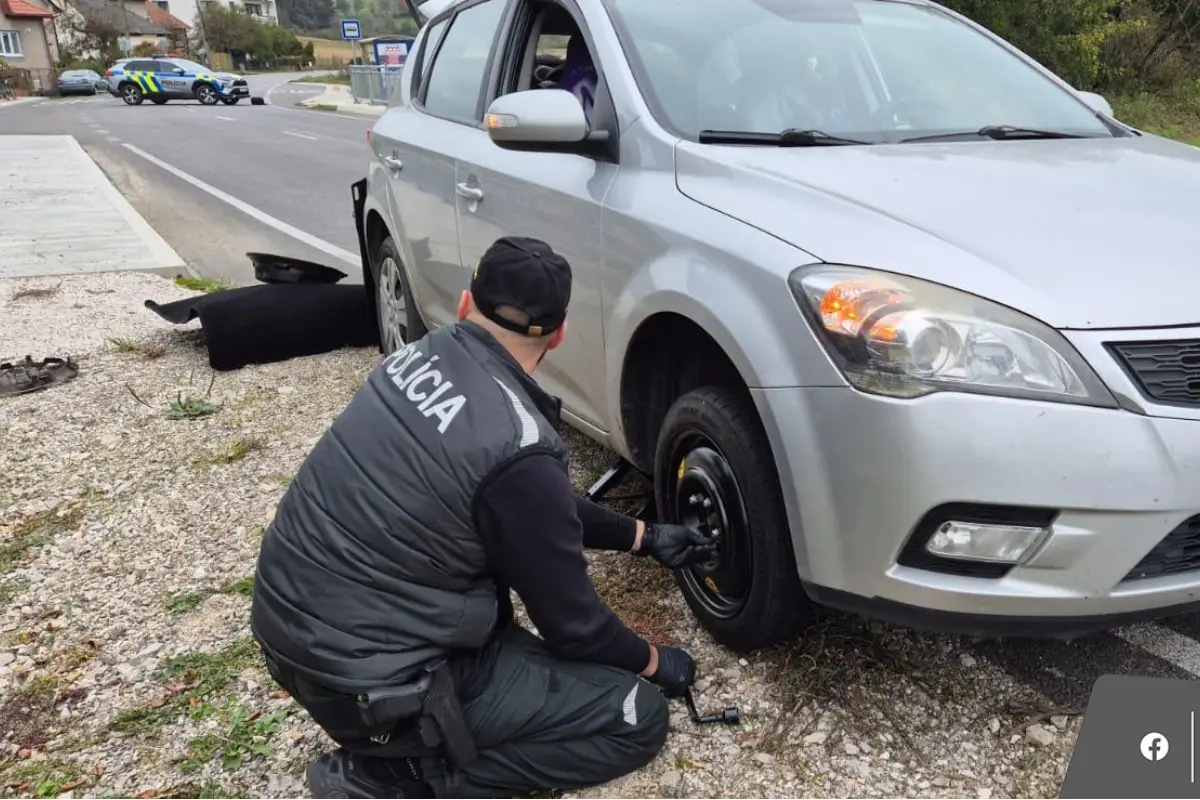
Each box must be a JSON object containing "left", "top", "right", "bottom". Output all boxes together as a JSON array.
[{"left": 279, "top": 0, "right": 417, "bottom": 39}]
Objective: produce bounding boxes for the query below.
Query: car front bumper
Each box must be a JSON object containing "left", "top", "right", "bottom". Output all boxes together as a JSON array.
[
  {"left": 220, "top": 83, "right": 249, "bottom": 97},
  {"left": 757, "top": 364, "right": 1200, "bottom": 633}
]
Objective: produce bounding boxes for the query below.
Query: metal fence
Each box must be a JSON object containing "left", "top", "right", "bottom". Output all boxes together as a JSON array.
[{"left": 348, "top": 65, "right": 406, "bottom": 105}]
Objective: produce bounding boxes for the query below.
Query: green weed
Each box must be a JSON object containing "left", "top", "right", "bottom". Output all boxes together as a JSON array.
[
  {"left": 166, "top": 591, "right": 207, "bottom": 614},
  {"left": 180, "top": 703, "right": 288, "bottom": 774},
  {"left": 168, "top": 395, "right": 221, "bottom": 420},
  {"left": 175, "top": 276, "right": 232, "bottom": 294},
  {"left": 0, "top": 504, "right": 84, "bottom": 574}
]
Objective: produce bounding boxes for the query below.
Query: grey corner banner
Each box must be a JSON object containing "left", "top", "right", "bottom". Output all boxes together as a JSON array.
[{"left": 1061, "top": 674, "right": 1200, "bottom": 798}]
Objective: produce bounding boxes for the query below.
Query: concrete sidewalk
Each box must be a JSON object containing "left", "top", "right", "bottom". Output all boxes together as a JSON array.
[
  {"left": 0, "top": 135, "right": 185, "bottom": 279},
  {"left": 293, "top": 83, "right": 385, "bottom": 118}
]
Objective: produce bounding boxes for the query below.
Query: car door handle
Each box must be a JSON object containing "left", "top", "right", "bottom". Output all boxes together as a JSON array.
[
  {"left": 382, "top": 155, "right": 403, "bottom": 170},
  {"left": 455, "top": 182, "right": 484, "bottom": 202}
]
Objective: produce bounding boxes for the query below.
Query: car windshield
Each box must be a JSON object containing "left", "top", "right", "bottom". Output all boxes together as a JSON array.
[
  {"left": 61, "top": 70, "right": 89, "bottom": 77},
  {"left": 602, "top": 0, "right": 1115, "bottom": 143}
]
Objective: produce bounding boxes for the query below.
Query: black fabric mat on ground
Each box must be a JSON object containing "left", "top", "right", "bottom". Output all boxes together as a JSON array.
[{"left": 145, "top": 283, "right": 379, "bottom": 371}]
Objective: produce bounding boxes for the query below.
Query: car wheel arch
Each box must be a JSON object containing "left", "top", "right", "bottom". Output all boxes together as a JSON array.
[
  {"left": 618, "top": 312, "right": 747, "bottom": 472},
  {"left": 609, "top": 274, "right": 821, "bottom": 579},
  {"left": 606, "top": 266, "right": 809, "bottom": 450}
]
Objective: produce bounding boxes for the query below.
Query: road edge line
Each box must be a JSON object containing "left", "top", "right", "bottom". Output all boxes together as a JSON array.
[{"left": 120, "top": 143, "right": 359, "bottom": 267}]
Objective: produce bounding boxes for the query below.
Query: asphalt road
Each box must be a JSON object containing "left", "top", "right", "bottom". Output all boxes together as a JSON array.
[{"left": 0, "top": 73, "right": 374, "bottom": 285}]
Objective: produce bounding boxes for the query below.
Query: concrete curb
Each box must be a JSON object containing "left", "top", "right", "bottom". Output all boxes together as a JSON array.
[
  {"left": 0, "top": 97, "right": 42, "bottom": 110},
  {"left": 330, "top": 103, "right": 385, "bottom": 117},
  {"left": 0, "top": 135, "right": 186, "bottom": 279},
  {"left": 296, "top": 84, "right": 386, "bottom": 118}
]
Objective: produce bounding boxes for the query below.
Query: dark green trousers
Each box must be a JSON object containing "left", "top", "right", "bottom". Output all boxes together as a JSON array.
[
  {"left": 431, "top": 626, "right": 670, "bottom": 797},
  {"left": 276, "top": 626, "right": 671, "bottom": 798}
]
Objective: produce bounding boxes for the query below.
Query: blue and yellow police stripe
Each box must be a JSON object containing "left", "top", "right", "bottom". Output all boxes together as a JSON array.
[{"left": 126, "top": 71, "right": 163, "bottom": 94}]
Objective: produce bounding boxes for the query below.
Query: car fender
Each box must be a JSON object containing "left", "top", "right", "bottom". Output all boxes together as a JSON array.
[
  {"left": 604, "top": 250, "right": 835, "bottom": 439},
  {"left": 604, "top": 249, "right": 845, "bottom": 574},
  {"left": 361, "top": 158, "right": 398, "bottom": 271}
]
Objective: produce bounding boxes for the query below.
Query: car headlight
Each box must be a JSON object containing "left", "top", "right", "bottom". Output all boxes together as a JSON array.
[{"left": 788, "top": 265, "right": 1117, "bottom": 407}]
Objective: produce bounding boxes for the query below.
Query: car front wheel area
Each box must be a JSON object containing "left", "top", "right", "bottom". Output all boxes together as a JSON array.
[
  {"left": 654, "top": 385, "right": 814, "bottom": 652},
  {"left": 196, "top": 84, "right": 219, "bottom": 105}
]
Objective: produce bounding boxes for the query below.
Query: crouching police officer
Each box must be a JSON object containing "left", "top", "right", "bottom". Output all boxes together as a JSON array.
[{"left": 250, "top": 236, "right": 717, "bottom": 798}]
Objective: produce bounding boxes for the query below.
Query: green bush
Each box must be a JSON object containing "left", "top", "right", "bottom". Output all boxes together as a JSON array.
[{"left": 944, "top": 0, "right": 1200, "bottom": 139}]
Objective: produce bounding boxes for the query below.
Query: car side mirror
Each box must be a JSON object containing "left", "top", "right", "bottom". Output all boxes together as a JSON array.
[
  {"left": 173, "top": 67, "right": 185, "bottom": 74},
  {"left": 485, "top": 89, "right": 593, "bottom": 150},
  {"left": 1077, "top": 90, "right": 1114, "bottom": 118}
]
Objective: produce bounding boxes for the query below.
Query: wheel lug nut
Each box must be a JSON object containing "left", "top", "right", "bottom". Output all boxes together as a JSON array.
[
  {"left": 689, "top": 494, "right": 700, "bottom": 505},
  {"left": 702, "top": 497, "right": 712, "bottom": 509}
]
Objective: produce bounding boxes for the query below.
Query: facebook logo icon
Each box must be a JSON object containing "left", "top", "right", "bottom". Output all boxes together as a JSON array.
[
  {"left": 1061, "top": 676, "right": 1197, "bottom": 798},
  {"left": 1140, "top": 732, "right": 1170, "bottom": 762}
]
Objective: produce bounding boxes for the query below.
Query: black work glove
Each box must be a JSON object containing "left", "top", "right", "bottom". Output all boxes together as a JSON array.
[
  {"left": 646, "top": 645, "right": 697, "bottom": 699},
  {"left": 635, "top": 523, "right": 717, "bottom": 569}
]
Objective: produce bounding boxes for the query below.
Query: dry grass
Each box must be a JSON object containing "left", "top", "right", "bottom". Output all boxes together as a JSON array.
[
  {"left": 297, "top": 36, "right": 355, "bottom": 67},
  {"left": 1112, "top": 83, "right": 1200, "bottom": 145},
  {"left": 9, "top": 283, "right": 62, "bottom": 302}
]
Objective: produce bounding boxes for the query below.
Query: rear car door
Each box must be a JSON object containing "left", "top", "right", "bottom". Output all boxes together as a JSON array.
[
  {"left": 452, "top": 0, "right": 617, "bottom": 428},
  {"left": 125, "top": 60, "right": 162, "bottom": 95},
  {"left": 370, "top": 0, "right": 509, "bottom": 329}
]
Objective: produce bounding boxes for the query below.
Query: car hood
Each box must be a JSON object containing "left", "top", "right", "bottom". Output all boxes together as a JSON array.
[{"left": 675, "top": 134, "right": 1200, "bottom": 329}]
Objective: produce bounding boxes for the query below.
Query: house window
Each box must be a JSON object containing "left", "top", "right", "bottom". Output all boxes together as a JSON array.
[
  {"left": 0, "top": 30, "right": 22, "bottom": 58},
  {"left": 155, "top": 1, "right": 169, "bottom": 10}
]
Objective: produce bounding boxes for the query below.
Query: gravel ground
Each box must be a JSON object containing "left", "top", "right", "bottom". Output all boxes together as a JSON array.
[{"left": 0, "top": 271, "right": 1130, "bottom": 799}]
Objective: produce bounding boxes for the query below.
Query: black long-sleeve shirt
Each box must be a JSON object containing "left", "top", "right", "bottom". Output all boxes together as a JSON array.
[{"left": 469, "top": 452, "right": 652, "bottom": 681}]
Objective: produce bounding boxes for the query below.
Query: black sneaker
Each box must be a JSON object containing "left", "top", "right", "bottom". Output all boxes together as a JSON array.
[{"left": 306, "top": 749, "right": 434, "bottom": 799}]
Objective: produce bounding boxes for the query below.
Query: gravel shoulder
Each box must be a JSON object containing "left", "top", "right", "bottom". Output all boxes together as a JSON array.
[{"left": 3, "top": 273, "right": 1080, "bottom": 799}]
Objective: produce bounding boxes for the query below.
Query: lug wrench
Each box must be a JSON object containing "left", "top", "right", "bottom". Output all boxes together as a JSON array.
[{"left": 683, "top": 687, "right": 740, "bottom": 726}]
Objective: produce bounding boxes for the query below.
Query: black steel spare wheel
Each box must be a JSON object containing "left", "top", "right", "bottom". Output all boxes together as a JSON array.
[
  {"left": 673, "top": 438, "right": 752, "bottom": 619},
  {"left": 654, "top": 384, "right": 814, "bottom": 652}
]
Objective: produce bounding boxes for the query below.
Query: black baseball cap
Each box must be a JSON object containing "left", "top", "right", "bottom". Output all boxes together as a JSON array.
[{"left": 471, "top": 237, "right": 572, "bottom": 337}]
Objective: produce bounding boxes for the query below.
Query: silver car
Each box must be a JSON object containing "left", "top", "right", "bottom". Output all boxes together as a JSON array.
[{"left": 356, "top": 0, "right": 1200, "bottom": 653}]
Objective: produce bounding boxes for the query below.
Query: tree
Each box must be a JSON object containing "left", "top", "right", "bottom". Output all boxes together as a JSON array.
[
  {"left": 941, "top": 0, "right": 1136, "bottom": 87},
  {"left": 196, "top": 2, "right": 258, "bottom": 56},
  {"left": 277, "top": 0, "right": 334, "bottom": 33},
  {"left": 194, "top": 3, "right": 308, "bottom": 68},
  {"left": 59, "top": 3, "right": 124, "bottom": 65}
]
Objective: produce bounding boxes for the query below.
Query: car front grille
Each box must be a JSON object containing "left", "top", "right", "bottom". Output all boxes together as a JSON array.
[
  {"left": 1108, "top": 339, "right": 1200, "bottom": 407},
  {"left": 233, "top": 79, "right": 247, "bottom": 87},
  {"left": 1124, "top": 515, "right": 1200, "bottom": 581}
]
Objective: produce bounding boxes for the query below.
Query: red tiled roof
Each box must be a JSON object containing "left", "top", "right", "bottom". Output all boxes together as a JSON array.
[
  {"left": 0, "top": 0, "right": 56, "bottom": 17},
  {"left": 146, "top": 2, "right": 188, "bottom": 30}
]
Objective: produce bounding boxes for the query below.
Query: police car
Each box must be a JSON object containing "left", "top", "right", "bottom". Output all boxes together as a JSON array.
[{"left": 105, "top": 57, "right": 249, "bottom": 106}]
